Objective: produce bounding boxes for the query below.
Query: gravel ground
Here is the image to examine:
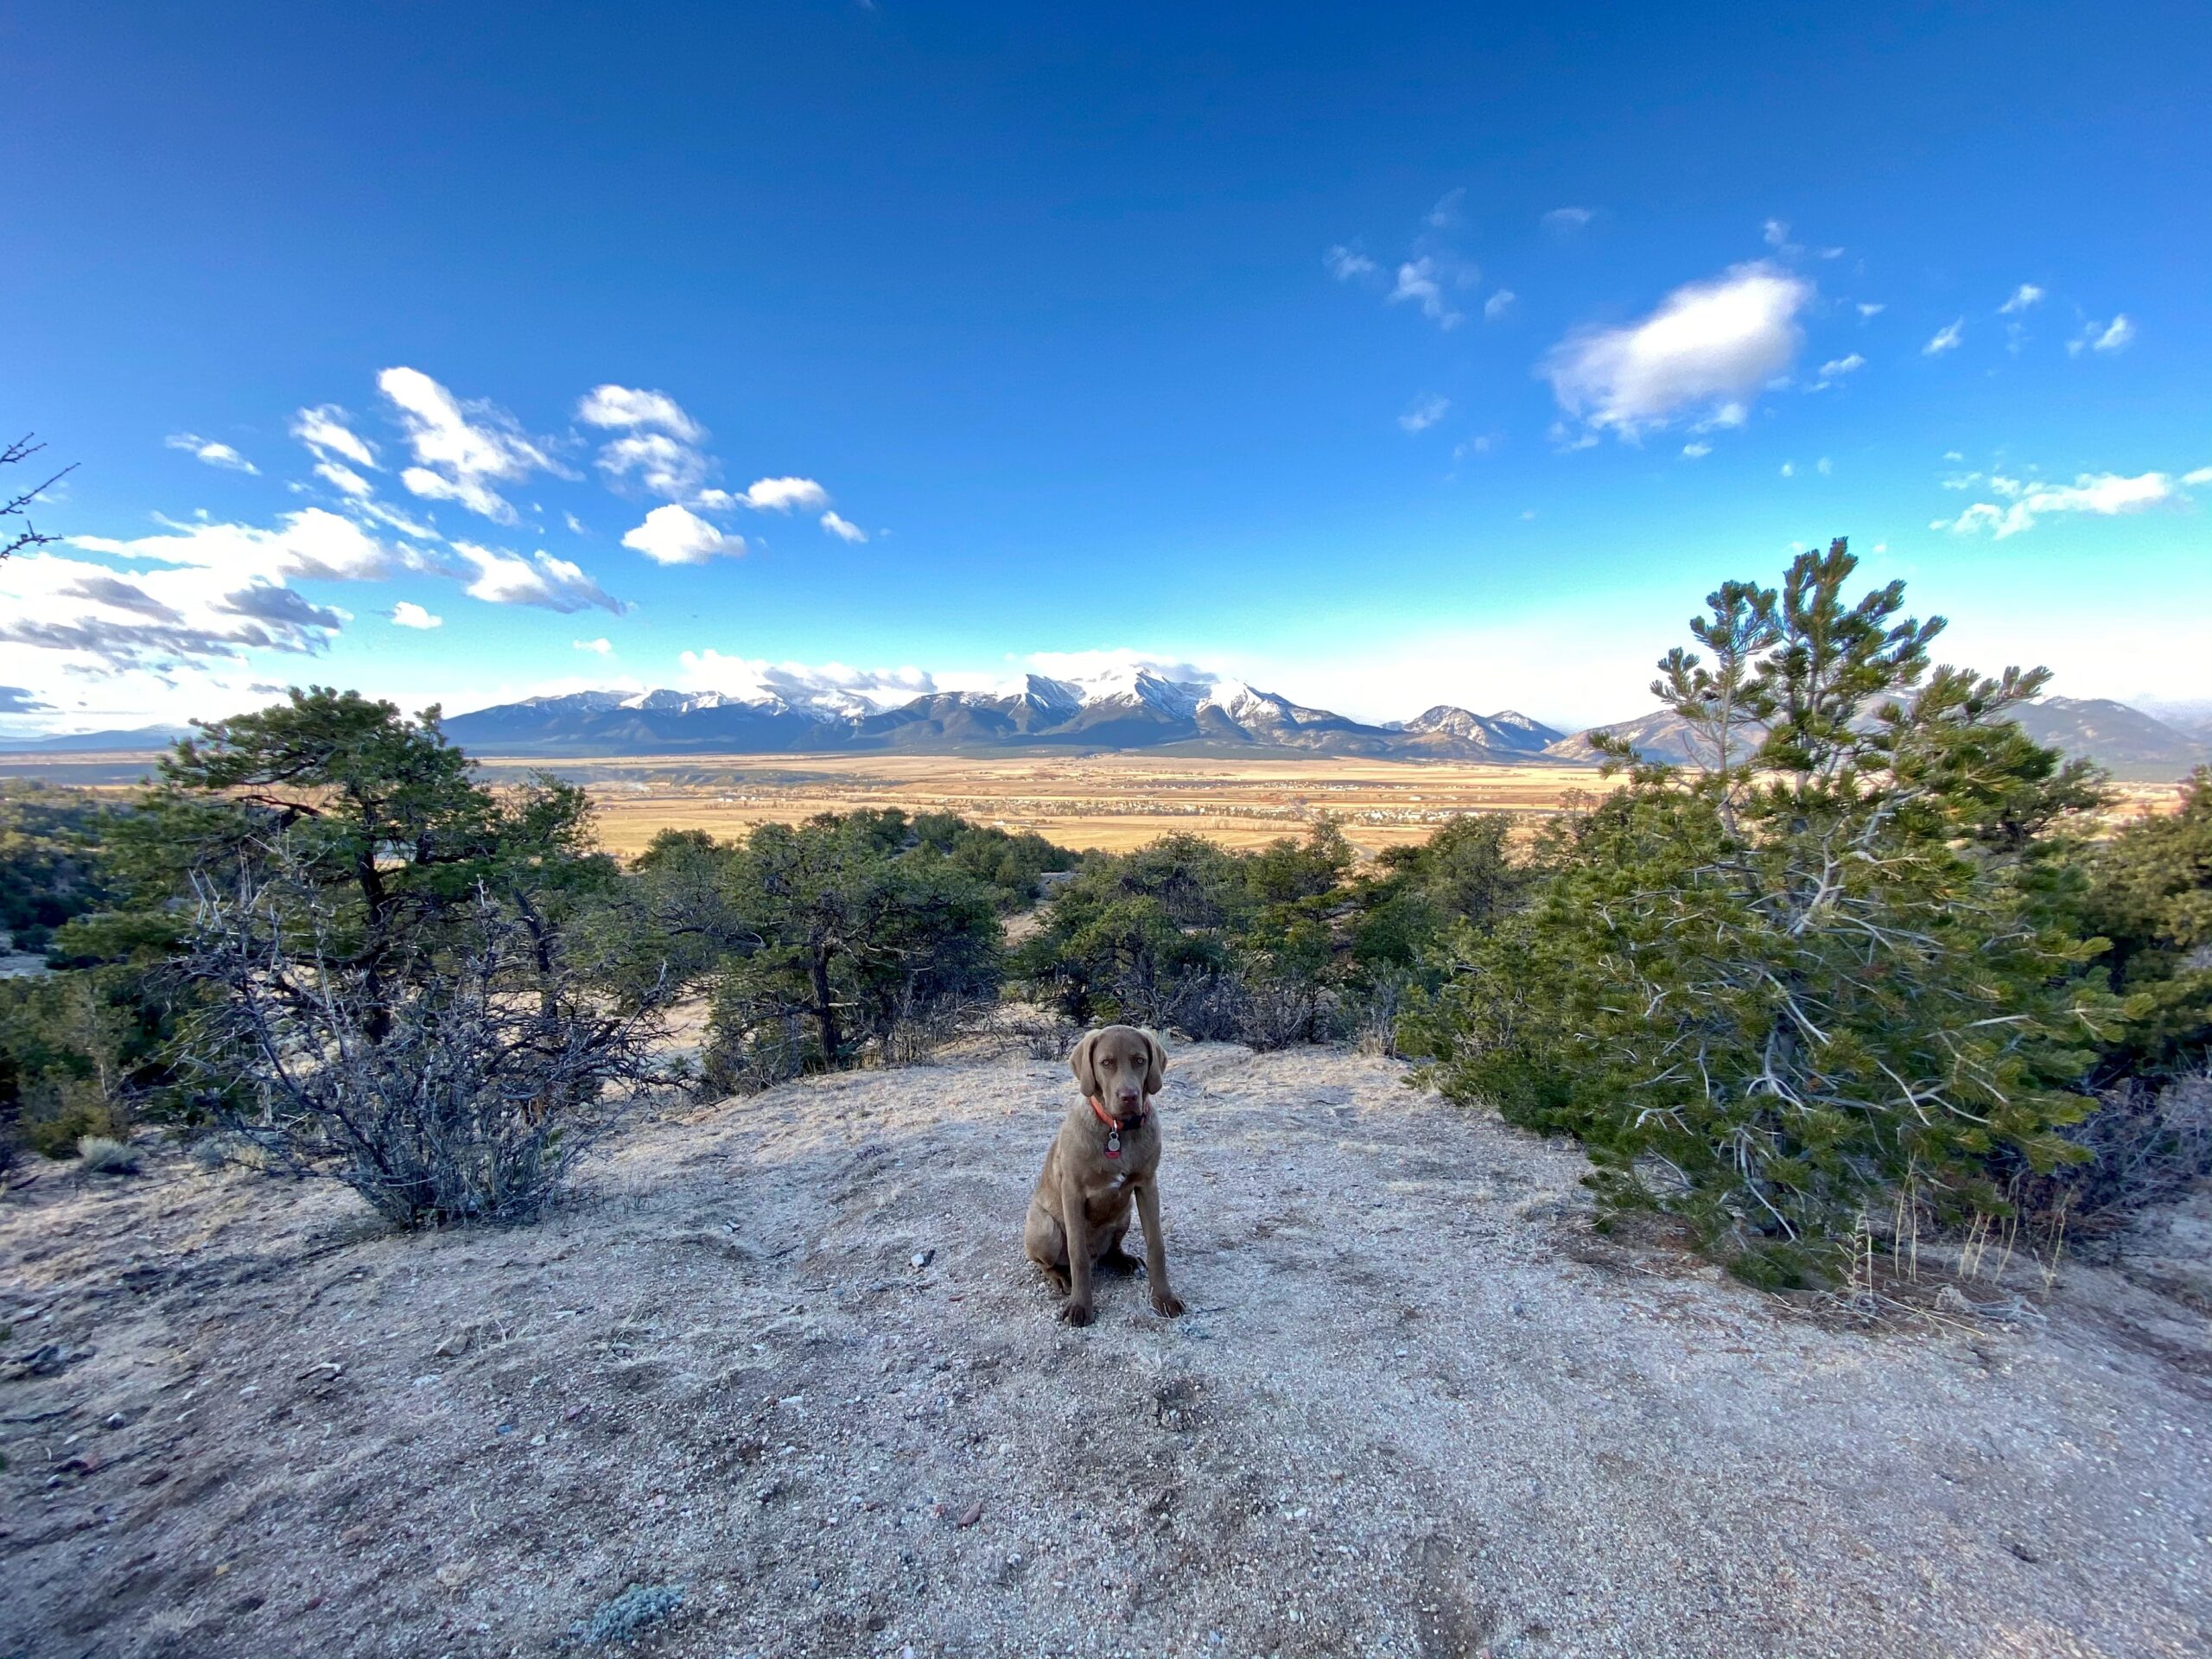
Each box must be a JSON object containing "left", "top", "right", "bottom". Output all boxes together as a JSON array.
[{"left": 3, "top": 1041, "right": 2209, "bottom": 1659}]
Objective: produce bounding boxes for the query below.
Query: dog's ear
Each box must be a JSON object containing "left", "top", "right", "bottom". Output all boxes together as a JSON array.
[
  {"left": 1141, "top": 1028, "right": 1166, "bottom": 1096},
  {"left": 1070, "top": 1028, "right": 1102, "bottom": 1099}
]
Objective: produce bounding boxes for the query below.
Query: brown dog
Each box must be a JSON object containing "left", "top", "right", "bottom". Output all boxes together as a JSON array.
[{"left": 1023, "top": 1024, "right": 1185, "bottom": 1325}]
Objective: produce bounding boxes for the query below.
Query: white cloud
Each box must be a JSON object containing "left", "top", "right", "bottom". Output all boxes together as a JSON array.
[
  {"left": 1424, "top": 188, "right": 1465, "bottom": 231},
  {"left": 291, "top": 405, "right": 378, "bottom": 470},
  {"left": 1681, "top": 442, "right": 1712, "bottom": 459},
  {"left": 677, "top": 652, "right": 938, "bottom": 713},
  {"left": 1780, "top": 461, "right": 1796, "bottom": 477},
  {"left": 734, "top": 476, "right": 830, "bottom": 513},
  {"left": 575, "top": 385, "right": 703, "bottom": 442},
  {"left": 2070, "top": 315, "right": 2135, "bottom": 355},
  {"left": 1483, "top": 289, "right": 1516, "bottom": 321},
  {"left": 165, "top": 434, "right": 258, "bottom": 474},
  {"left": 1540, "top": 261, "right": 1810, "bottom": 438},
  {"left": 1923, "top": 319, "right": 1964, "bottom": 355},
  {"left": 620, "top": 504, "right": 747, "bottom": 565},
  {"left": 1932, "top": 470, "right": 2176, "bottom": 537},
  {"left": 1323, "top": 245, "right": 1376, "bottom": 281},
  {"left": 1998, "top": 283, "right": 2044, "bottom": 315},
  {"left": 595, "top": 432, "right": 711, "bottom": 500},
  {"left": 3, "top": 514, "right": 372, "bottom": 676},
  {"left": 399, "top": 467, "right": 511, "bottom": 521},
  {"left": 563, "top": 512, "right": 588, "bottom": 536},
  {"left": 1761, "top": 218, "right": 1789, "bottom": 247},
  {"left": 391, "top": 601, "right": 442, "bottom": 630},
  {"left": 820, "top": 511, "right": 868, "bottom": 543},
  {"left": 1815, "top": 353, "right": 1866, "bottom": 379},
  {"left": 353, "top": 498, "right": 440, "bottom": 540},
  {"left": 69, "top": 507, "right": 397, "bottom": 582},
  {"left": 1389, "top": 257, "right": 1466, "bottom": 328},
  {"left": 1541, "top": 207, "right": 1594, "bottom": 232},
  {"left": 574, "top": 637, "right": 613, "bottom": 655},
  {"left": 1398, "top": 394, "right": 1451, "bottom": 434},
  {"left": 1020, "top": 648, "right": 1215, "bottom": 687},
  {"left": 1856, "top": 302, "right": 1886, "bottom": 318},
  {"left": 2182, "top": 465, "right": 2212, "bottom": 486},
  {"left": 378, "top": 366, "right": 561, "bottom": 524},
  {"left": 315, "top": 460, "right": 374, "bottom": 499},
  {"left": 1816, "top": 456, "right": 1833, "bottom": 475},
  {"left": 453, "top": 543, "right": 620, "bottom": 612}
]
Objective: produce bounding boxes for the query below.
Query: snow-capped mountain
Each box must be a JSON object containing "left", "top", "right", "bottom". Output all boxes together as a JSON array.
[{"left": 441, "top": 671, "right": 1571, "bottom": 760}]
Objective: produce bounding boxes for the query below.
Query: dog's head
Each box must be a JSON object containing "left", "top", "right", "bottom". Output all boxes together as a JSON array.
[{"left": 1071, "top": 1024, "right": 1166, "bottom": 1125}]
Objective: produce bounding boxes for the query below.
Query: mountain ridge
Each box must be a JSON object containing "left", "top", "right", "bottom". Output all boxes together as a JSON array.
[{"left": 438, "top": 671, "right": 1568, "bottom": 761}]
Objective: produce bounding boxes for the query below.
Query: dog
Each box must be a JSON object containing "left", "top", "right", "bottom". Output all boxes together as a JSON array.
[{"left": 1022, "top": 1024, "right": 1185, "bottom": 1325}]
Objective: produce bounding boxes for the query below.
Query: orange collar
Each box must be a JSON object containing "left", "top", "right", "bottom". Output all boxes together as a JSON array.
[{"left": 1088, "top": 1095, "right": 1144, "bottom": 1133}]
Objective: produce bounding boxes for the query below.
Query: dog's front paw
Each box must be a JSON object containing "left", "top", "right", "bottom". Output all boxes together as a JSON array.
[
  {"left": 1059, "top": 1300, "right": 1094, "bottom": 1327},
  {"left": 1152, "top": 1289, "right": 1185, "bottom": 1318}
]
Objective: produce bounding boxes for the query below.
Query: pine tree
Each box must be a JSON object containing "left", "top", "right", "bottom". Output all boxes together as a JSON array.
[{"left": 1405, "top": 541, "right": 2126, "bottom": 1282}]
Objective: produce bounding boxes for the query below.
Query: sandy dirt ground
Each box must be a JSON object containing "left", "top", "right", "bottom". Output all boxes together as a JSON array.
[{"left": 3, "top": 1043, "right": 2209, "bottom": 1659}]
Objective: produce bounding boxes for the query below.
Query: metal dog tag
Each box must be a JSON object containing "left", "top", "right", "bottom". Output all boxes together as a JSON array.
[{"left": 1104, "top": 1131, "right": 1121, "bottom": 1158}]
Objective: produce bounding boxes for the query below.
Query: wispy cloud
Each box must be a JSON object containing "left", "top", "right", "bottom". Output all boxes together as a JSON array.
[
  {"left": 314, "top": 460, "right": 374, "bottom": 499},
  {"left": 574, "top": 636, "right": 613, "bottom": 655},
  {"left": 1681, "top": 442, "right": 1712, "bottom": 459},
  {"left": 165, "top": 434, "right": 259, "bottom": 474},
  {"left": 819, "top": 510, "right": 868, "bottom": 543},
  {"left": 1998, "top": 283, "right": 2044, "bottom": 315},
  {"left": 379, "top": 366, "right": 563, "bottom": 524},
  {"left": 677, "top": 652, "right": 938, "bottom": 713},
  {"left": 575, "top": 385, "right": 703, "bottom": 443},
  {"left": 620, "top": 504, "right": 747, "bottom": 565},
  {"left": 2069, "top": 315, "right": 2135, "bottom": 355},
  {"left": 291, "top": 405, "right": 378, "bottom": 470},
  {"left": 1398, "top": 394, "right": 1451, "bottom": 434},
  {"left": 1541, "top": 206, "right": 1594, "bottom": 232},
  {"left": 453, "top": 543, "right": 620, "bottom": 612},
  {"left": 1923, "top": 319, "right": 1965, "bottom": 356},
  {"left": 1931, "top": 470, "right": 2177, "bottom": 537},
  {"left": 710, "top": 476, "right": 831, "bottom": 513},
  {"left": 581, "top": 385, "right": 715, "bottom": 501},
  {"left": 1541, "top": 261, "right": 1810, "bottom": 439},
  {"left": 390, "top": 601, "right": 442, "bottom": 630},
  {"left": 1323, "top": 245, "right": 1376, "bottom": 282},
  {"left": 1483, "top": 289, "right": 1516, "bottom": 321},
  {"left": 1389, "top": 257, "right": 1467, "bottom": 328}
]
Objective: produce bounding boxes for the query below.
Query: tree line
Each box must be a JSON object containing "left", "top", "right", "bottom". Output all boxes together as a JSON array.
[{"left": 2, "top": 539, "right": 2206, "bottom": 1283}]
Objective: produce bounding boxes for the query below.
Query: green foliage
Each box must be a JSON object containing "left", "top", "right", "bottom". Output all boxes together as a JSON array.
[
  {"left": 0, "top": 781, "right": 115, "bottom": 957},
  {"left": 1403, "top": 540, "right": 2126, "bottom": 1282},
  {"left": 0, "top": 966, "right": 177, "bottom": 1156},
  {"left": 63, "top": 686, "right": 617, "bottom": 1020},
  {"left": 609, "top": 809, "right": 1027, "bottom": 1090},
  {"left": 2080, "top": 766, "right": 2212, "bottom": 1075},
  {"left": 1349, "top": 814, "right": 1526, "bottom": 987},
  {"left": 1014, "top": 821, "right": 1358, "bottom": 1044}
]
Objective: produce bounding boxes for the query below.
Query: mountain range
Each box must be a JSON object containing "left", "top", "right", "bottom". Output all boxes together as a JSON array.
[
  {"left": 437, "top": 668, "right": 1573, "bottom": 761},
  {"left": 3, "top": 677, "right": 2206, "bottom": 782}
]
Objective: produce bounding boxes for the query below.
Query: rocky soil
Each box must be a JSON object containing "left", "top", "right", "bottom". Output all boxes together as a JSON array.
[{"left": 3, "top": 1042, "right": 2209, "bottom": 1658}]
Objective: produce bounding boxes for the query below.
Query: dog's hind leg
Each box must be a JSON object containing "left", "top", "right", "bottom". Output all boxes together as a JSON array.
[{"left": 1024, "top": 1202, "right": 1071, "bottom": 1294}]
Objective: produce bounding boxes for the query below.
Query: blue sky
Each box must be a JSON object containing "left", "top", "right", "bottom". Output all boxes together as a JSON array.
[{"left": 4, "top": 1, "right": 2208, "bottom": 734}]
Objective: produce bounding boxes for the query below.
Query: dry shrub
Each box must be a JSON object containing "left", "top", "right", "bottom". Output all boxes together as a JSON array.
[
  {"left": 74, "top": 1135, "right": 142, "bottom": 1176},
  {"left": 185, "top": 875, "right": 670, "bottom": 1229},
  {"left": 2014, "top": 1068, "right": 2212, "bottom": 1232}
]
